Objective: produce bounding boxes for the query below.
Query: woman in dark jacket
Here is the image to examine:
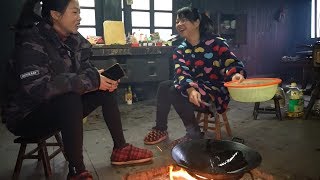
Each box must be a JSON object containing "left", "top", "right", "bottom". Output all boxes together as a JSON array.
[
  {"left": 2, "top": 0, "right": 153, "bottom": 179},
  {"left": 144, "top": 7, "right": 246, "bottom": 145}
]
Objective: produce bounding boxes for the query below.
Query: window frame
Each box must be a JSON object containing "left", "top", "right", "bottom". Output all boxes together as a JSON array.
[
  {"left": 312, "top": 0, "right": 318, "bottom": 38},
  {"left": 78, "top": 1, "right": 97, "bottom": 37},
  {"left": 121, "top": 0, "right": 173, "bottom": 35}
]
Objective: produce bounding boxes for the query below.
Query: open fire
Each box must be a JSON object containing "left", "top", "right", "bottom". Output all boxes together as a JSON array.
[
  {"left": 169, "top": 165, "right": 197, "bottom": 180},
  {"left": 124, "top": 164, "right": 274, "bottom": 180}
]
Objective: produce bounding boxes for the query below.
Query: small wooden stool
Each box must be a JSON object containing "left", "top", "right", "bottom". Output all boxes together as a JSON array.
[
  {"left": 12, "top": 130, "right": 67, "bottom": 179},
  {"left": 195, "top": 107, "right": 232, "bottom": 140},
  {"left": 253, "top": 94, "right": 283, "bottom": 120}
]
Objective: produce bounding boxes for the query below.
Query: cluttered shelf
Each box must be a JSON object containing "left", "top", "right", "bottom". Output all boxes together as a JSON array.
[
  {"left": 279, "top": 55, "right": 313, "bottom": 89},
  {"left": 91, "top": 45, "right": 174, "bottom": 57},
  {"left": 89, "top": 44, "right": 174, "bottom": 84}
]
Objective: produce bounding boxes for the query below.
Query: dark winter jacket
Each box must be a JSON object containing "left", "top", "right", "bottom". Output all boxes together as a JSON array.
[{"left": 2, "top": 21, "right": 100, "bottom": 132}]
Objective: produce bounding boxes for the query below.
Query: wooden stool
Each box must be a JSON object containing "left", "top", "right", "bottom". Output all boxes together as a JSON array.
[
  {"left": 195, "top": 108, "right": 232, "bottom": 140},
  {"left": 12, "top": 130, "right": 67, "bottom": 179},
  {"left": 253, "top": 94, "right": 283, "bottom": 120}
]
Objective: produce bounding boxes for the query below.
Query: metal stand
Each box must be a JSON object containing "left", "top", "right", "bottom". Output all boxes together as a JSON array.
[{"left": 304, "top": 80, "right": 320, "bottom": 119}]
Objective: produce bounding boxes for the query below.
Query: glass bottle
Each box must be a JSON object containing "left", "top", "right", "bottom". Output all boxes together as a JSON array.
[{"left": 126, "top": 85, "right": 133, "bottom": 105}]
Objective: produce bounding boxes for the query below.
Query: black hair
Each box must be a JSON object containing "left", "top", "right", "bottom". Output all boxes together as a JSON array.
[
  {"left": 15, "top": 0, "right": 71, "bottom": 29},
  {"left": 176, "top": 7, "right": 215, "bottom": 35}
]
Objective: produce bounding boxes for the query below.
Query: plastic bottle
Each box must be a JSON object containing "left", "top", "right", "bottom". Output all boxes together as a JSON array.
[
  {"left": 125, "top": 86, "right": 133, "bottom": 105},
  {"left": 276, "top": 87, "right": 286, "bottom": 108},
  {"left": 126, "top": 32, "right": 132, "bottom": 44},
  {"left": 271, "top": 87, "right": 286, "bottom": 109},
  {"left": 286, "top": 82, "right": 304, "bottom": 118}
]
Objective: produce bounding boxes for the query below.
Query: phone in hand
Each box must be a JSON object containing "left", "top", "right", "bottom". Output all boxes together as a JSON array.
[{"left": 101, "top": 63, "right": 125, "bottom": 80}]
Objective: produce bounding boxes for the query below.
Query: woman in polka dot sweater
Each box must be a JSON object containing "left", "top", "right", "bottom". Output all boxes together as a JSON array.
[{"left": 144, "top": 7, "right": 246, "bottom": 145}]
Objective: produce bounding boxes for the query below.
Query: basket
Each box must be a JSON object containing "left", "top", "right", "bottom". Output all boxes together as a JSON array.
[{"left": 224, "top": 78, "right": 282, "bottom": 102}]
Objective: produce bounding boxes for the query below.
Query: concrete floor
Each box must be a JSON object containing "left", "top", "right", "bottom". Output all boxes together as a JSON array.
[{"left": 0, "top": 98, "right": 319, "bottom": 180}]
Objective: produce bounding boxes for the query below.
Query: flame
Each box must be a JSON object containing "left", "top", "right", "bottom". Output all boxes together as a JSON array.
[{"left": 169, "top": 165, "right": 207, "bottom": 180}]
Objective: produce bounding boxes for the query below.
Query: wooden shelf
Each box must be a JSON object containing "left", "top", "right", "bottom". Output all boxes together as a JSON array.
[{"left": 216, "top": 13, "right": 247, "bottom": 44}]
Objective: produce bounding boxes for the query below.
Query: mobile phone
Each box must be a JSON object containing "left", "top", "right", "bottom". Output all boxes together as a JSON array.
[{"left": 101, "top": 63, "right": 125, "bottom": 80}]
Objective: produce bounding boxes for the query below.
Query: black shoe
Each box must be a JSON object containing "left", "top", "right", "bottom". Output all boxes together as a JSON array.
[{"left": 67, "top": 170, "right": 93, "bottom": 180}]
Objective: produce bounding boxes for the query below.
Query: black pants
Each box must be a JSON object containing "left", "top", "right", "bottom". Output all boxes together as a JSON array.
[
  {"left": 13, "top": 91, "right": 126, "bottom": 173},
  {"left": 154, "top": 80, "right": 202, "bottom": 138}
]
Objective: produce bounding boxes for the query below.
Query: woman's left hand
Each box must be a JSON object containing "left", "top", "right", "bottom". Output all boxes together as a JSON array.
[
  {"left": 231, "top": 73, "right": 245, "bottom": 83},
  {"left": 98, "top": 69, "right": 119, "bottom": 92}
]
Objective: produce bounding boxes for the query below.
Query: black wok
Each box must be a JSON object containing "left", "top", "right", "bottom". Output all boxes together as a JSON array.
[{"left": 171, "top": 139, "right": 262, "bottom": 179}]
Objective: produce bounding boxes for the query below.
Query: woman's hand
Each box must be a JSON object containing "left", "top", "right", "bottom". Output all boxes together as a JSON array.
[
  {"left": 98, "top": 69, "right": 118, "bottom": 92},
  {"left": 187, "top": 87, "right": 201, "bottom": 107},
  {"left": 231, "top": 73, "right": 245, "bottom": 83}
]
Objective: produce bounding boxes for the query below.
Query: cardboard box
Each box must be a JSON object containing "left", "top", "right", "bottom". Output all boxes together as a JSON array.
[{"left": 103, "top": 21, "right": 126, "bottom": 45}]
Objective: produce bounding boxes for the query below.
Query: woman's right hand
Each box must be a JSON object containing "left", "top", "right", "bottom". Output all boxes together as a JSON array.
[
  {"left": 231, "top": 73, "right": 245, "bottom": 83},
  {"left": 187, "top": 87, "right": 201, "bottom": 107},
  {"left": 98, "top": 69, "right": 118, "bottom": 92}
]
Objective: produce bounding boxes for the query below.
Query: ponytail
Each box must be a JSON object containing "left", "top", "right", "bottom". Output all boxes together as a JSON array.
[
  {"left": 199, "top": 12, "right": 215, "bottom": 35},
  {"left": 15, "top": 0, "right": 42, "bottom": 29}
]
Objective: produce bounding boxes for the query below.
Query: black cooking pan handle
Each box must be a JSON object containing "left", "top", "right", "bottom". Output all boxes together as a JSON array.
[{"left": 232, "top": 137, "right": 245, "bottom": 144}]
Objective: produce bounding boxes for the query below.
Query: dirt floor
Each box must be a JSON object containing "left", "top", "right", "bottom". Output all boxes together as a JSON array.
[{"left": 0, "top": 97, "right": 319, "bottom": 180}]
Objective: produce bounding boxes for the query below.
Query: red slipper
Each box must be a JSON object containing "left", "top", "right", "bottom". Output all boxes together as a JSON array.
[
  {"left": 111, "top": 144, "right": 153, "bottom": 165},
  {"left": 144, "top": 129, "right": 168, "bottom": 145}
]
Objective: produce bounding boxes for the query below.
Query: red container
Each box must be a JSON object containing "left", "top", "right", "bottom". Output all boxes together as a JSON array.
[{"left": 131, "top": 43, "right": 139, "bottom": 47}]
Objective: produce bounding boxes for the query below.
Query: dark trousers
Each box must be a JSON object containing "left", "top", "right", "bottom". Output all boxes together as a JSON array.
[
  {"left": 13, "top": 91, "right": 126, "bottom": 173},
  {"left": 154, "top": 80, "right": 202, "bottom": 138}
]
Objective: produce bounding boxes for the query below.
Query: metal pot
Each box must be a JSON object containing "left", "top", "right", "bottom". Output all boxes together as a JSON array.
[{"left": 171, "top": 139, "right": 262, "bottom": 179}]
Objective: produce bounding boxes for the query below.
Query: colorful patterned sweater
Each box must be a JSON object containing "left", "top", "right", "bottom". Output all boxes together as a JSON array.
[{"left": 173, "top": 34, "right": 246, "bottom": 113}]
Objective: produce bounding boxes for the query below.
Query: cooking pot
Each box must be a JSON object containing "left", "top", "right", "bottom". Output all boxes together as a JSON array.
[{"left": 171, "top": 139, "right": 262, "bottom": 180}]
